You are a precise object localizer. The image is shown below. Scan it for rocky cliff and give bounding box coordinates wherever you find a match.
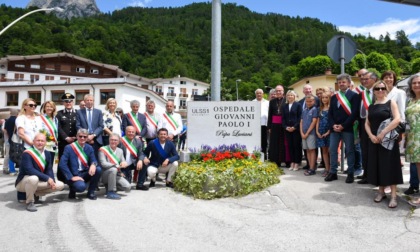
[27,0,100,19]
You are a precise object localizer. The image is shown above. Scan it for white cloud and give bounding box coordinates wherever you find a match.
[339,18,420,44]
[129,0,153,8]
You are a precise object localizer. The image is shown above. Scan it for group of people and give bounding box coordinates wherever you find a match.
[257,69,420,209]
[2,93,182,211]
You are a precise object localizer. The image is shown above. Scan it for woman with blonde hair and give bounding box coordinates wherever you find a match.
[16,98,42,149]
[39,101,58,165]
[282,90,302,170]
[102,98,122,145]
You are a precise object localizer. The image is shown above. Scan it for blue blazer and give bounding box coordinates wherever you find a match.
[58,143,98,181]
[15,150,55,186]
[282,102,302,129]
[122,112,148,137]
[76,108,104,144]
[143,139,179,167]
[328,89,360,132]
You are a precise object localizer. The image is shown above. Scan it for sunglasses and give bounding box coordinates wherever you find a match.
[64,100,73,103]
[27,104,37,108]
[374,87,386,91]
[78,135,88,139]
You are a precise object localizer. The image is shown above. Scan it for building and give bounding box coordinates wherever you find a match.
[0,52,209,116]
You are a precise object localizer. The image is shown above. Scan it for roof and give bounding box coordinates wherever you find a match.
[380,0,420,7]
[0,78,127,87]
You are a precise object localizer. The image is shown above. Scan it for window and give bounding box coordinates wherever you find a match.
[169,81,173,84]
[76,66,85,73]
[90,68,99,74]
[51,90,65,103]
[28,91,41,105]
[14,73,24,81]
[60,77,70,83]
[60,64,71,72]
[75,90,90,104]
[100,89,115,104]
[45,64,55,71]
[30,74,40,83]
[30,63,40,69]
[168,87,174,94]
[15,64,25,68]
[192,89,198,95]
[180,81,186,85]
[156,86,162,92]
[179,100,186,109]
[6,92,18,106]
[45,76,54,80]
[194,83,197,86]
[180,88,188,98]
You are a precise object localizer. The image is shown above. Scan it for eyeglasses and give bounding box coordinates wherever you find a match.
[116,111,123,114]
[64,100,73,103]
[78,135,88,139]
[374,87,386,91]
[27,104,37,108]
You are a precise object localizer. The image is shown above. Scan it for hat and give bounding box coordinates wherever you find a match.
[61,93,75,100]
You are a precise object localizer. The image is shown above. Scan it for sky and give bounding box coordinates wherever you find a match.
[3,0,420,43]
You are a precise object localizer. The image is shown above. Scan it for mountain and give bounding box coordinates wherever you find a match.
[27,0,100,19]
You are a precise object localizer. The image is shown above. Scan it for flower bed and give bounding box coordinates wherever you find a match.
[173,144,282,200]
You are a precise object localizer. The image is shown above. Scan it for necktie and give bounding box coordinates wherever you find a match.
[88,109,92,133]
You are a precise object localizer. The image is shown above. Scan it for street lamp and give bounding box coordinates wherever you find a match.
[356,49,367,69]
[0,7,64,36]
[235,79,241,101]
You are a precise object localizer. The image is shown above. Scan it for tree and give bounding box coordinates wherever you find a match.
[366,52,391,73]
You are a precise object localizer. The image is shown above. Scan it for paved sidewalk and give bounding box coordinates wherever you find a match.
[0,158,419,251]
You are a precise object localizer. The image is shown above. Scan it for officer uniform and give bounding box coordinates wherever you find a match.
[56,93,77,159]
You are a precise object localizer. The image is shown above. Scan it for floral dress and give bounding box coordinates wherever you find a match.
[102,110,122,136]
[317,109,330,147]
[406,99,420,163]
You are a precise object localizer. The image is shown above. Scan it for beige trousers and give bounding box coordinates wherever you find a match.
[16,175,65,203]
[147,161,178,182]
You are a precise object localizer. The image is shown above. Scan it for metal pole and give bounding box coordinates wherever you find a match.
[235,79,241,101]
[0,7,64,36]
[211,0,222,101]
[340,36,345,171]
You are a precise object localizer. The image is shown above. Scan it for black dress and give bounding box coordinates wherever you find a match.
[366,101,403,186]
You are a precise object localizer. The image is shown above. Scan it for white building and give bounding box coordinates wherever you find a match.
[0,52,209,116]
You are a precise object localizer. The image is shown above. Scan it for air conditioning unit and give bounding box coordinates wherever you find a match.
[91,69,99,74]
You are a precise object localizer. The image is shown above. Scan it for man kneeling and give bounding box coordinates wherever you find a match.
[98,133,131,199]
[58,129,102,200]
[15,133,64,212]
[144,128,179,188]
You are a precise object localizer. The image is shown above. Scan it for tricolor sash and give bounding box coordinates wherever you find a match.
[163,112,178,131]
[153,139,169,160]
[336,91,352,115]
[24,148,46,172]
[126,112,142,134]
[121,136,138,158]
[70,142,89,168]
[99,146,120,165]
[145,112,158,129]
[355,85,365,94]
[40,115,58,142]
[361,90,372,110]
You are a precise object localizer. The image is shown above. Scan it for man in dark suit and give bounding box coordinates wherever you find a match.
[58,128,102,200]
[119,126,148,190]
[143,128,179,188]
[15,133,64,212]
[325,74,361,184]
[122,100,147,139]
[76,94,104,157]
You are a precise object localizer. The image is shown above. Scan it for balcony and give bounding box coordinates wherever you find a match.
[167,92,176,97]
[156,91,164,96]
[179,105,187,110]
[179,93,188,98]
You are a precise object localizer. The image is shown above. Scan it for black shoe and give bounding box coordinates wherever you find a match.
[136,185,149,191]
[34,196,42,204]
[285,163,291,168]
[357,178,368,184]
[345,174,354,184]
[343,170,348,174]
[404,186,419,195]
[356,175,364,179]
[87,192,97,200]
[68,191,76,199]
[166,182,174,188]
[149,180,156,188]
[302,165,309,170]
[324,173,338,182]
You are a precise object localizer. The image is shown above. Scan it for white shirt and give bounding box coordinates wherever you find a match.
[15,115,43,149]
[144,112,161,139]
[387,87,406,122]
[158,111,183,136]
[253,98,269,126]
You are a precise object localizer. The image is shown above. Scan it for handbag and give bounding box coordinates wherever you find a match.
[389,101,405,134]
[10,131,25,166]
